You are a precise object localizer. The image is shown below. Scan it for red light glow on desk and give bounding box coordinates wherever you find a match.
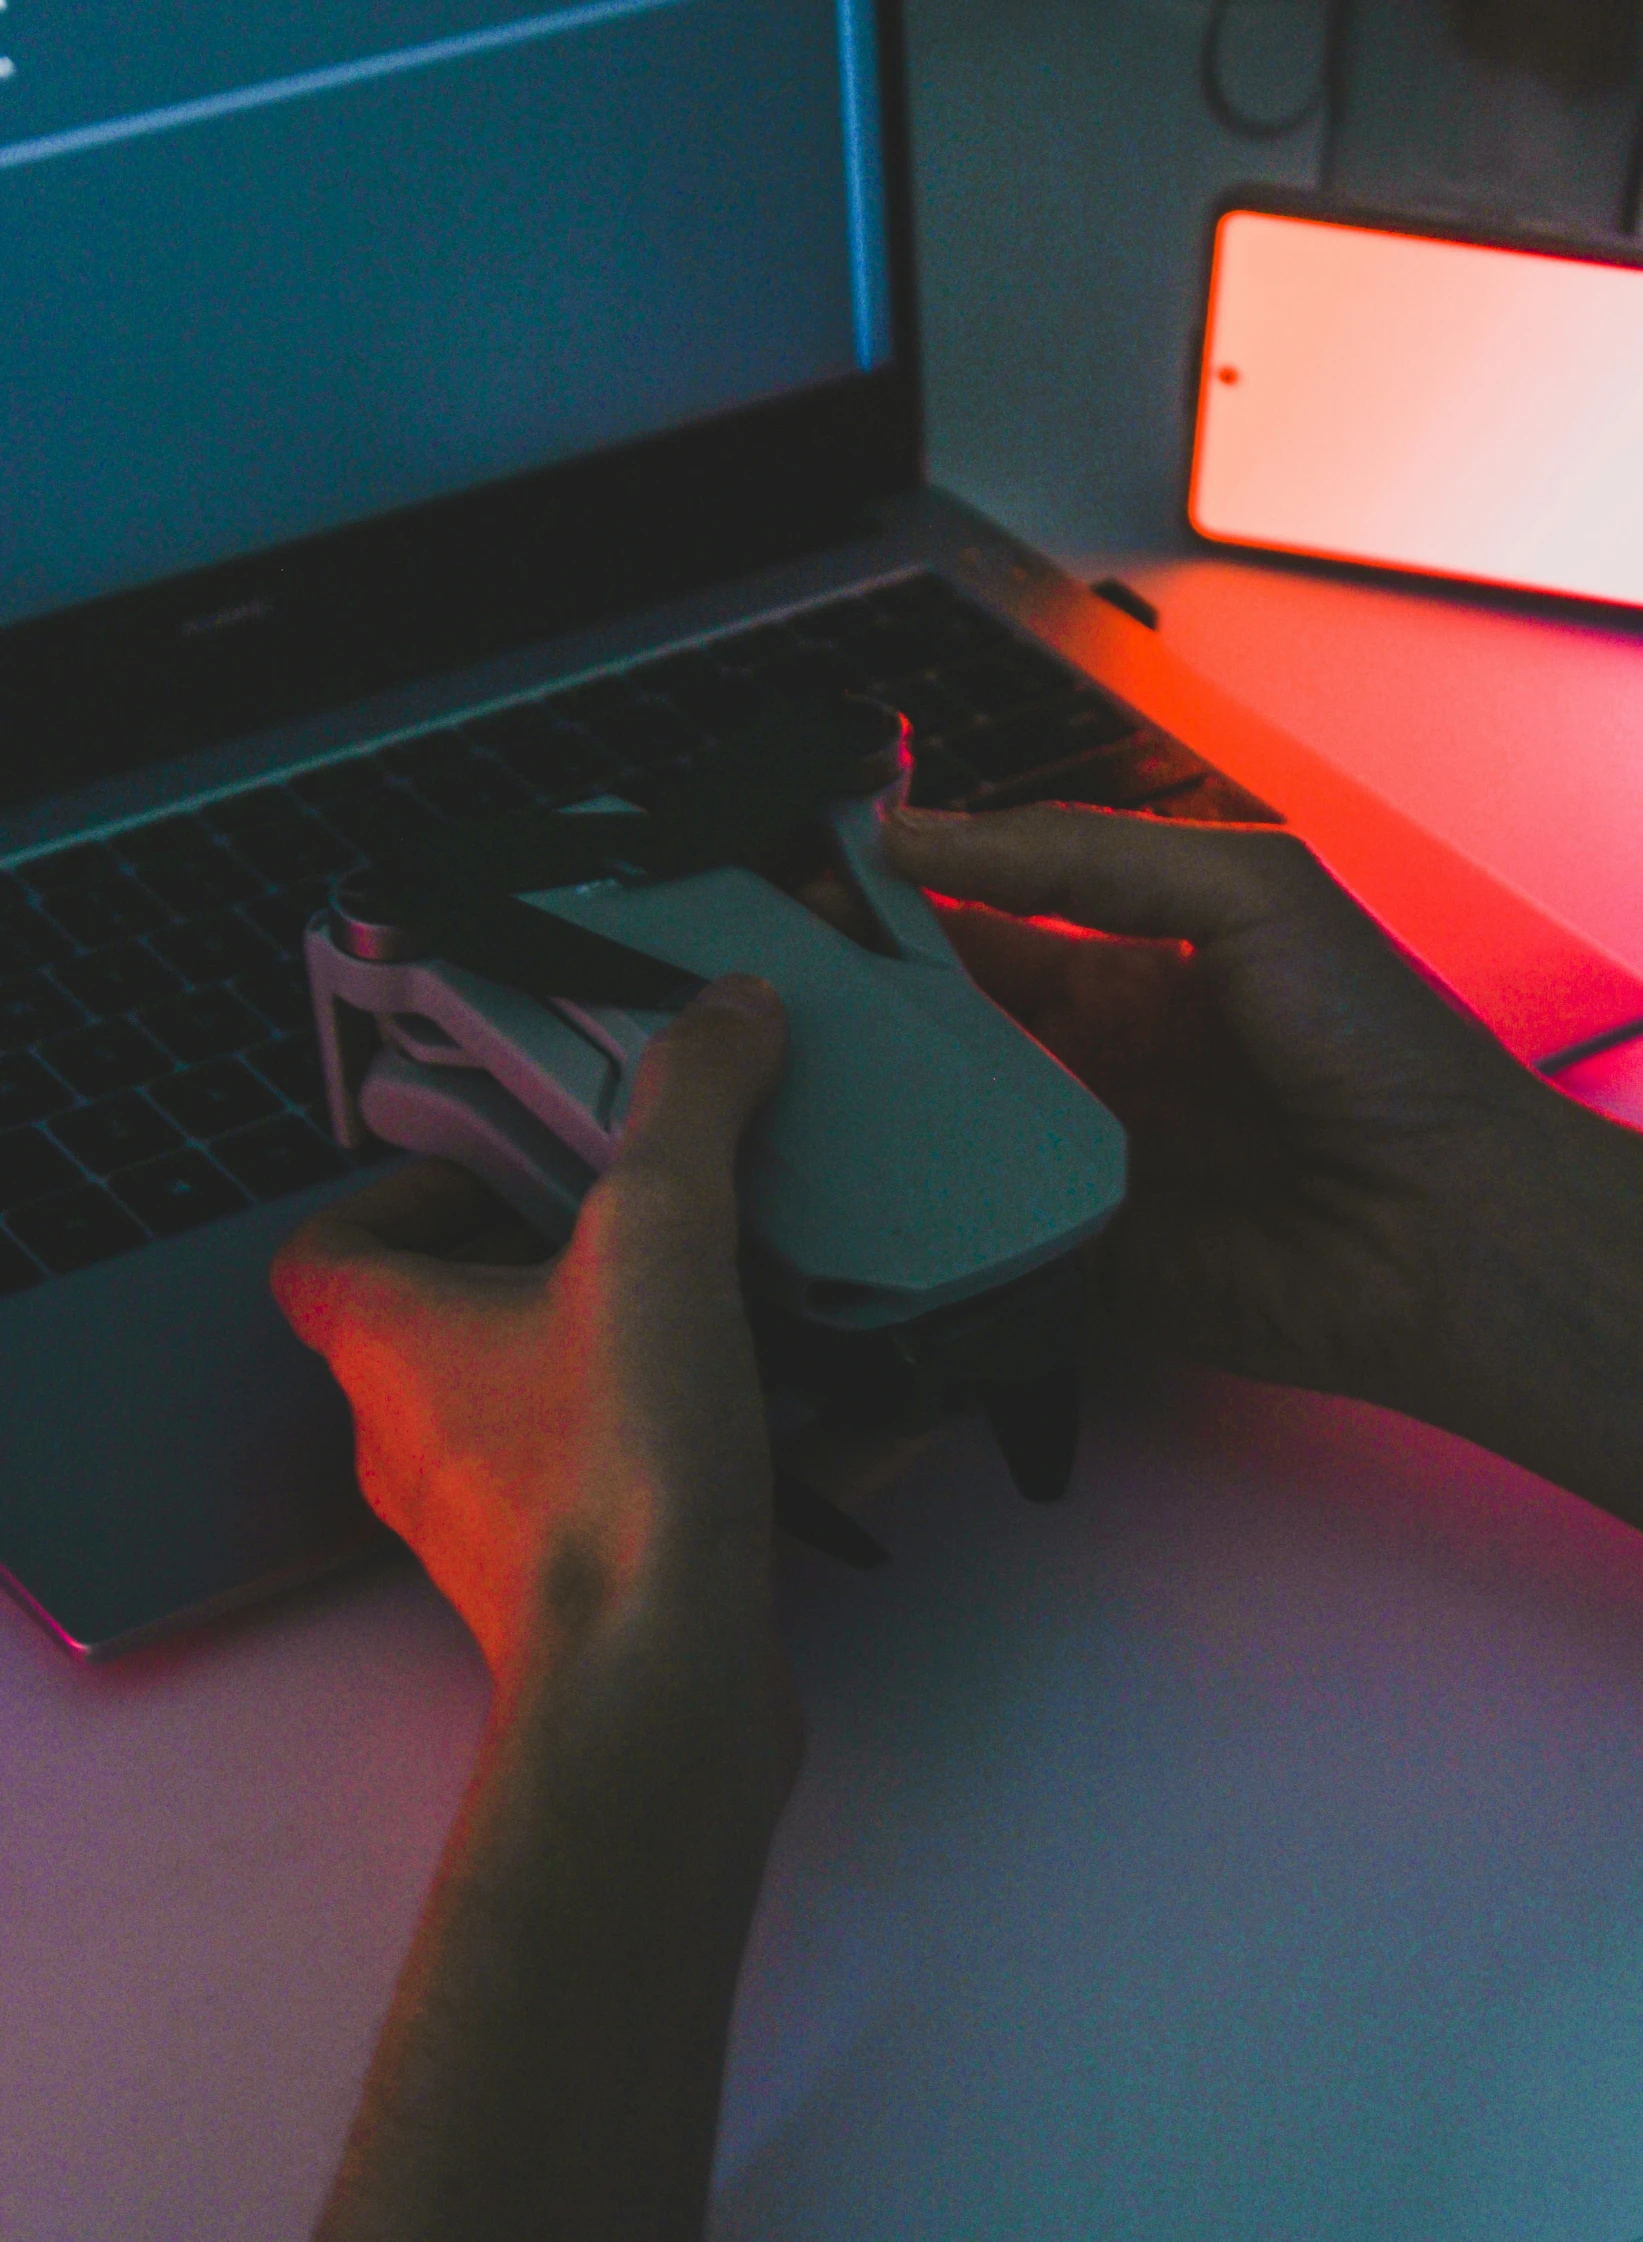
[1191,210,1643,610]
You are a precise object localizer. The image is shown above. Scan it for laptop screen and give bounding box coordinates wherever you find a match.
[0,0,893,633]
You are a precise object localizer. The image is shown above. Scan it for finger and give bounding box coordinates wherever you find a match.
[614,975,787,1193]
[927,895,1089,1017]
[883,802,1325,947]
[791,868,885,951]
[270,1157,503,1352]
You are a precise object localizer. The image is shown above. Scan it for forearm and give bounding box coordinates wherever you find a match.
[1396,1082,1643,1523]
[316,1549,790,2242]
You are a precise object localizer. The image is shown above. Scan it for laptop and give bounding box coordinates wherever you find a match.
[4,1,1639,1658]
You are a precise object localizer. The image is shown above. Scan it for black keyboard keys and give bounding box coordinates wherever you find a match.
[37,1019,168,1098]
[248,1035,325,1107]
[0,909,72,976]
[54,942,182,1020]
[8,1186,146,1275]
[415,756,535,819]
[236,958,315,1034]
[151,907,279,986]
[142,986,267,1065]
[0,1054,73,1129]
[51,1093,182,1175]
[111,1150,247,1237]
[151,1057,280,1138]
[0,973,83,1051]
[213,1115,348,1200]
[40,872,166,949]
[206,793,350,885]
[1,1126,83,1212]
[133,840,264,916]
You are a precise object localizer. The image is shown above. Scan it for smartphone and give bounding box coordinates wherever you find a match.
[1189,202,1643,610]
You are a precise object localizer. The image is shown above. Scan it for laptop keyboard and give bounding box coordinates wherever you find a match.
[0,572,1278,1294]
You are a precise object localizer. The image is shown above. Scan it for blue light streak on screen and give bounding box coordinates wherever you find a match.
[0,0,686,176]
[836,0,890,371]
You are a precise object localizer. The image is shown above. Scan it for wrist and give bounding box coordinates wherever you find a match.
[1395,1073,1643,1517]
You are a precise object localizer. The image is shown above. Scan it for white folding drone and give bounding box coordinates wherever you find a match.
[306,704,1127,1561]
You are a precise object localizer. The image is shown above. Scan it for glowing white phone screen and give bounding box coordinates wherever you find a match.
[1191,210,1643,608]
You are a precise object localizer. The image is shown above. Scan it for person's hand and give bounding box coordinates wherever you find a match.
[272,975,787,1686]
[881,802,1643,1513]
[281,980,805,2242]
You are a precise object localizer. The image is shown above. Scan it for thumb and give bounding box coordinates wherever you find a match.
[613,975,787,1193]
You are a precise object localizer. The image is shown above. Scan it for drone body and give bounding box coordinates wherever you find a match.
[306,741,1128,1549]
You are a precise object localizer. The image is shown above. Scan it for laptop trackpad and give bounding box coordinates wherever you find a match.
[0,1176,389,1657]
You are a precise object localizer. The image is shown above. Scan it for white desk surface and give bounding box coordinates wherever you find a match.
[7,1359,1643,2242]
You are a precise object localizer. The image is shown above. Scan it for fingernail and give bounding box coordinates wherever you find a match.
[695,973,782,1017]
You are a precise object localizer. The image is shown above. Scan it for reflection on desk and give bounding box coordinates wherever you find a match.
[5,1359,1643,2241]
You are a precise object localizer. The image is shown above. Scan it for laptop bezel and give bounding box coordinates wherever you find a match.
[0,0,925,819]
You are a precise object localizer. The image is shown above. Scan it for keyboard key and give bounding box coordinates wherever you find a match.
[761,644,872,700]
[141,986,266,1065]
[0,973,83,1052]
[242,882,331,953]
[247,1034,325,1106]
[53,942,182,1020]
[8,1185,146,1274]
[911,602,1024,665]
[212,1114,348,1200]
[152,908,278,985]
[853,620,951,683]
[642,659,767,735]
[907,741,984,808]
[415,757,535,818]
[236,958,315,1034]
[322,788,439,855]
[134,842,265,916]
[463,702,590,772]
[0,910,73,976]
[492,733,622,801]
[943,651,1070,724]
[203,793,350,884]
[51,1093,183,1175]
[593,703,703,774]
[962,694,1137,785]
[877,673,967,738]
[0,1126,83,1212]
[38,1018,169,1097]
[111,1149,246,1236]
[0,1053,74,1129]
[151,1058,280,1137]
[0,1232,43,1295]
[42,875,166,948]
